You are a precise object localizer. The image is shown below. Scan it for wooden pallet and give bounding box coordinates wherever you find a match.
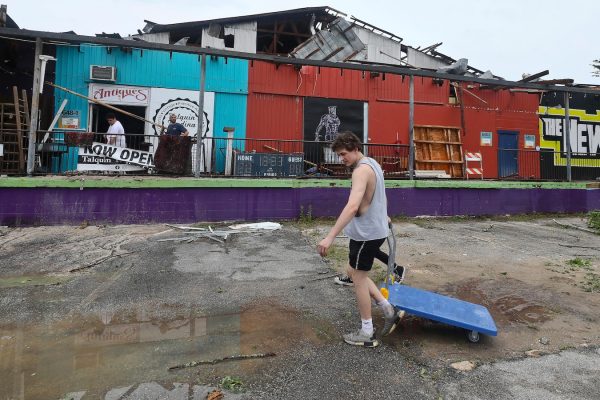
[414,125,464,178]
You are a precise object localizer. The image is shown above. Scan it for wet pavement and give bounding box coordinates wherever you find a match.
[0,218,599,399]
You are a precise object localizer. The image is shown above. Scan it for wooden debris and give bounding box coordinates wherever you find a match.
[168,352,276,370]
[207,389,224,400]
[553,219,598,235]
[69,251,135,273]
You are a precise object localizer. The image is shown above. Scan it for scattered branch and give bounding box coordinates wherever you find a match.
[168,352,276,370]
[69,251,135,273]
[553,219,598,235]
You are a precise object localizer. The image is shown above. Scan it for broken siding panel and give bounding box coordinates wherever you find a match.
[132,32,170,44]
[201,21,257,53]
[290,18,365,62]
[354,26,401,64]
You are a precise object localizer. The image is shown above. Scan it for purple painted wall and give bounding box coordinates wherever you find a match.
[0,187,598,226]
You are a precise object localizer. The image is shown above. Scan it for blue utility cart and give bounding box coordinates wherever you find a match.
[384,224,498,343]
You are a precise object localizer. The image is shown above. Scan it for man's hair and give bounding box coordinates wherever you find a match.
[106,113,116,120]
[331,131,362,152]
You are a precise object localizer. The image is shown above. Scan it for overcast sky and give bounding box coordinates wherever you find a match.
[7,0,600,84]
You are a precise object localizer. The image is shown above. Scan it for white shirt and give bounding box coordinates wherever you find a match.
[107,120,126,147]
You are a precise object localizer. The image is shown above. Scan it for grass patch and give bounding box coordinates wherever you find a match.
[581,273,600,293]
[324,244,348,269]
[588,210,600,233]
[298,204,313,225]
[220,376,244,393]
[566,258,593,271]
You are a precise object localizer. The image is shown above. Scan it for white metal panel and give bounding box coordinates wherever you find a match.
[406,47,448,69]
[131,32,170,44]
[354,26,401,64]
[201,21,257,53]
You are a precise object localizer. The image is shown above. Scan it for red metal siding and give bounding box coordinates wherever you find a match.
[246,92,303,145]
[249,61,369,100]
[247,60,542,179]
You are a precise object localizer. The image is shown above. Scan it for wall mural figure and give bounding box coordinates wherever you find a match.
[314,105,341,142]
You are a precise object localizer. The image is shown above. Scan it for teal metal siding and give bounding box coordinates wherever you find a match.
[56,46,248,94]
[53,45,248,172]
[213,93,247,173]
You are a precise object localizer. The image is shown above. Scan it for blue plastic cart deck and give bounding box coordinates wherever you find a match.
[387,284,498,337]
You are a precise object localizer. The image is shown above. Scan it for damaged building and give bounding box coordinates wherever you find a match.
[0,6,598,179]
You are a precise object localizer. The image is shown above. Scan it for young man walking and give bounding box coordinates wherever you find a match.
[317,131,402,348]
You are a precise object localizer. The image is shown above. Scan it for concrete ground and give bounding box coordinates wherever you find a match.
[0,215,599,399]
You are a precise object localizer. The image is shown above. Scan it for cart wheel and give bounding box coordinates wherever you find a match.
[467,330,480,343]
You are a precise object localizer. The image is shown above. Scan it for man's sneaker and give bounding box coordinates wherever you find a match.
[393,265,407,284]
[343,329,380,347]
[381,309,405,336]
[334,275,354,286]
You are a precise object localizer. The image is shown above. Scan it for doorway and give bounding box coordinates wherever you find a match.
[90,105,147,150]
[498,130,519,178]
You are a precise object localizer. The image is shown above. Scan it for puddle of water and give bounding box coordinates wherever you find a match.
[0,274,71,288]
[0,304,329,399]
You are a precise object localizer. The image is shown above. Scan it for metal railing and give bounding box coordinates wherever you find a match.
[27,130,411,178]
[2,130,599,181]
[498,148,600,181]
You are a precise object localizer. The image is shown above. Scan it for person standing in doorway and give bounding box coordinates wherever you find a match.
[317,131,403,348]
[106,113,126,147]
[165,113,189,136]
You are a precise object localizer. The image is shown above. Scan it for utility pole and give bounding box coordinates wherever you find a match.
[195,53,206,177]
[27,37,42,176]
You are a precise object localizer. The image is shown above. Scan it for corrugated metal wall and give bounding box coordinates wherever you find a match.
[54,45,248,172]
[247,60,540,179]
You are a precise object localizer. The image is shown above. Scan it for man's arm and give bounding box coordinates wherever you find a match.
[181,125,189,137]
[317,165,370,256]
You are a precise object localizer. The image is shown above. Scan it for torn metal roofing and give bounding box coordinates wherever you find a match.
[148,6,343,34]
[290,18,365,62]
[1,27,598,92]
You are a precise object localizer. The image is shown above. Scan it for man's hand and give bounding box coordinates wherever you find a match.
[317,236,334,257]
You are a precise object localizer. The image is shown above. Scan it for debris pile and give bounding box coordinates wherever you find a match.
[156,222,282,244]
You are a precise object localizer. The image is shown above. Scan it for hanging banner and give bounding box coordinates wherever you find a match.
[76,142,154,172]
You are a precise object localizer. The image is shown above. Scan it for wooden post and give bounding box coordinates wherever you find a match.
[26,38,42,176]
[408,75,415,180]
[195,53,207,177]
[12,86,24,172]
[564,92,572,182]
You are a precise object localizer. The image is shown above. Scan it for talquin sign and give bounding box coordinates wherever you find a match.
[147,89,215,138]
[151,98,210,136]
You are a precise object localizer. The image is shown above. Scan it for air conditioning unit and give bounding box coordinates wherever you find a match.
[90,65,116,81]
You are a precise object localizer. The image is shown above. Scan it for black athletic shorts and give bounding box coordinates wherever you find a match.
[349,238,386,271]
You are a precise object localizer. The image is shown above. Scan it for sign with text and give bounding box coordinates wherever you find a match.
[76,142,154,172]
[59,109,80,129]
[480,131,492,146]
[146,88,215,173]
[234,153,304,177]
[89,83,150,106]
[524,134,536,148]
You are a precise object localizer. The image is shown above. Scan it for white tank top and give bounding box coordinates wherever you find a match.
[344,157,389,241]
